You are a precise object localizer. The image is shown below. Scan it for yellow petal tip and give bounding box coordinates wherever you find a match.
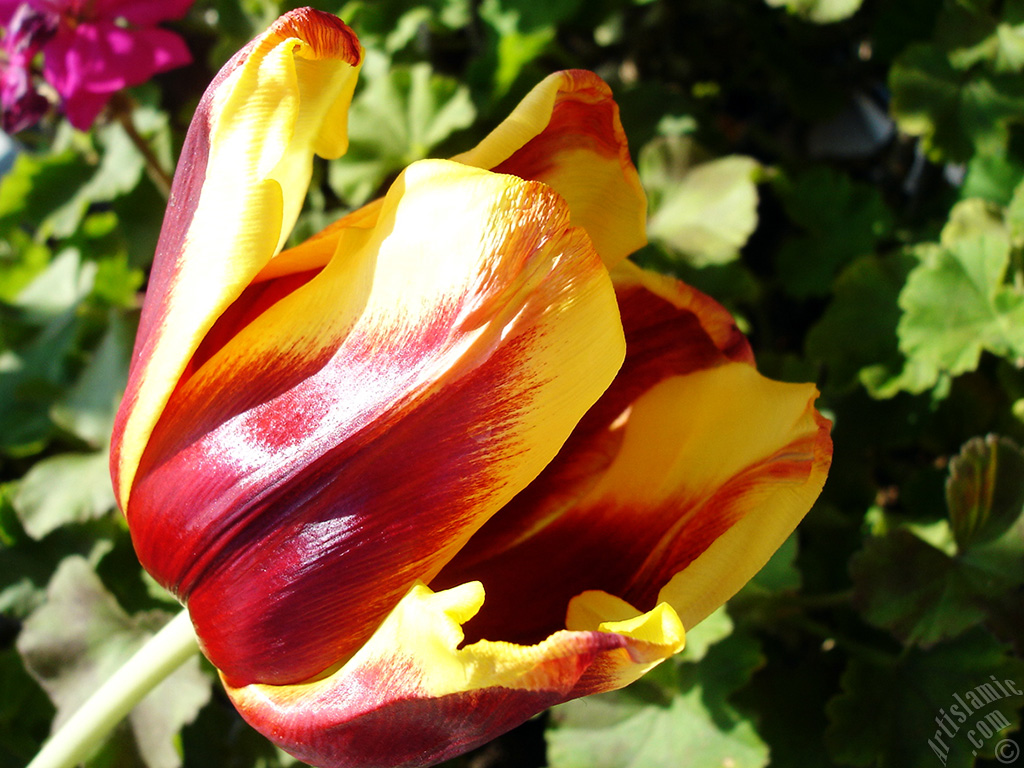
[566,590,685,651]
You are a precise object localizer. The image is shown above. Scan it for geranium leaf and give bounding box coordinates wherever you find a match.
[16,557,210,768]
[0,647,53,767]
[806,253,915,395]
[960,144,1024,205]
[774,167,892,298]
[547,631,767,768]
[0,232,50,302]
[894,199,1024,393]
[1008,176,1024,246]
[50,312,135,448]
[13,451,116,540]
[328,54,475,206]
[0,151,93,239]
[745,534,802,594]
[890,43,1024,162]
[472,0,562,98]
[764,0,863,24]
[0,248,95,442]
[678,606,733,664]
[642,136,760,268]
[850,519,1023,648]
[826,630,1024,768]
[851,529,995,647]
[946,435,1024,550]
[45,122,147,240]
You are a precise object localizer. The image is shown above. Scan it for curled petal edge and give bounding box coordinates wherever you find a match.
[112,8,363,507]
[453,69,647,268]
[224,581,684,768]
[257,68,646,283]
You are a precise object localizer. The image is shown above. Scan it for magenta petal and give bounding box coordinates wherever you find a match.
[43,22,190,129]
[60,88,111,130]
[1,68,50,133]
[0,1,23,27]
[93,0,194,26]
[39,28,81,102]
[47,23,190,92]
[118,26,192,75]
[3,4,58,57]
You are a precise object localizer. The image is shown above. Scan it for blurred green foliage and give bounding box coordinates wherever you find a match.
[2,0,1023,767]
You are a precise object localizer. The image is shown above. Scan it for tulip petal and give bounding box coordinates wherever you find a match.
[224,580,683,768]
[433,263,756,632]
[611,259,755,368]
[435,267,830,644]
[258,69,647,283]
[454,69,647,268]
[111,8,363,505]
[253,197,384,282]
[126,160,625,685]
[654,386,833,629]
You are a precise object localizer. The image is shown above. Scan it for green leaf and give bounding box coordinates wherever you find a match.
[0,232,50,302]
[16,557,211,768]
[1008,175,1024,247]
[826,630,1024,768]
[0,647,53,767]
[946,435,1024,549]
[50,312,135,447]
[180,696,301,768]
[994,20,1024,71]
[642,136,760,268]
[12,451,117,540]
[340,0,471,47]
[547,632,767,768]
[485,0,583,30]
[764,0,863,24]
[328,54,476,206]
[0,121,147,241]
[746,534,802,594]
[890,43,1024,162]
[0,151,93,238]
[775,167,893,298]
[734,650,839,768]
[90,255,144,309]
[937,2,1024,74]
[959,144,1024,205]
[895,199,1024,392]
[9,247,95,323]
[471,0,566,98]
[0,258,96,454]
[680,606,733,663]
[111,178,168,273]
[46,122,147,239]
[850,529,1004,647]
[0,488,121,620]
[805,253,914,394]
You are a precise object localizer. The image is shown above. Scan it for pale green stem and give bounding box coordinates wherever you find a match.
[27,609,199,768]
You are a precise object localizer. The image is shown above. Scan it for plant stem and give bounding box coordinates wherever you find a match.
[110,91,173,198]
[26,609,199,768]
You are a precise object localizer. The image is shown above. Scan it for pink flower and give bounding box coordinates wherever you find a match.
[1,4,56,133]
[0,0,193,131]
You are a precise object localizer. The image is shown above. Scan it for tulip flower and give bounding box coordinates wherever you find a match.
[110,8,832,768]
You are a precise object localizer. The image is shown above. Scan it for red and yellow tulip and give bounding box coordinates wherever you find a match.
[110,8,832,768]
